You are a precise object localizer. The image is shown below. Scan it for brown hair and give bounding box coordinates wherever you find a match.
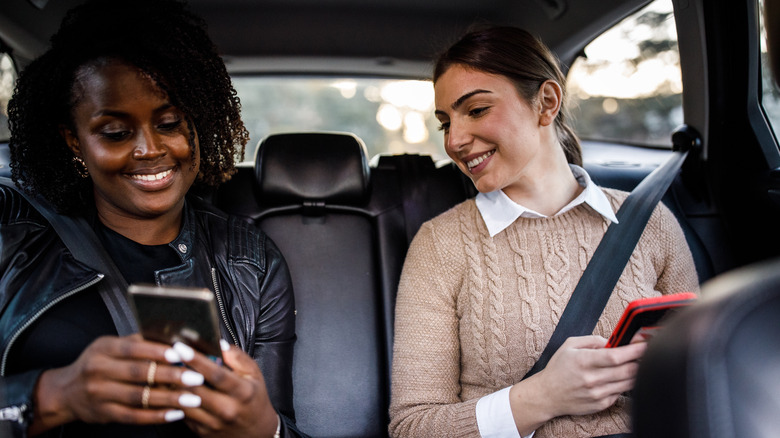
[433,26,582,166]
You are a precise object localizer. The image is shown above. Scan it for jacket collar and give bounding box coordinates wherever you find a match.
[85,199,197,264]
[168,199,197,263]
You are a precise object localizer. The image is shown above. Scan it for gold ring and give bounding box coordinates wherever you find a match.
[141,385,151,409]
[146,361,157,386]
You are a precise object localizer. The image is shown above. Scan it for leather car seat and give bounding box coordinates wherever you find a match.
[253,132,389,438]
[632,258,780,437]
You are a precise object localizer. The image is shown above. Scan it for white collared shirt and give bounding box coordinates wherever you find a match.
[473,165,617,438]
[475,164,618,238]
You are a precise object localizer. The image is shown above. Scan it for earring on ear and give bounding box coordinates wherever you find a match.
[73,156,89,178]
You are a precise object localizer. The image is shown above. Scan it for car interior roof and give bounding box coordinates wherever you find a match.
[2,0,652,74]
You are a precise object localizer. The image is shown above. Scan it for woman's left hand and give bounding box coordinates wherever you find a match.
[173,342,279,438]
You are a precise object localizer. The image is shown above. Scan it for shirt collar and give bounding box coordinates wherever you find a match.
[475,164,618,237]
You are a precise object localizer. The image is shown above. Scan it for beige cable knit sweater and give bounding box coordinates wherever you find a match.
[389,188,699,438]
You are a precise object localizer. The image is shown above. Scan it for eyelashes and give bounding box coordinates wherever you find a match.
[158,119,183,132]
[100,130,130,141]
[436,106,490,132]
[98,117,184,142]
[469,106,489,117]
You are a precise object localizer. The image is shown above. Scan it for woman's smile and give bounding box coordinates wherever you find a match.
[465,149,496,173]
[127,168,176,186]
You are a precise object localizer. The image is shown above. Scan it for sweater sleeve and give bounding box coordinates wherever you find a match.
[649,202,701,295]
[389,221,482,438]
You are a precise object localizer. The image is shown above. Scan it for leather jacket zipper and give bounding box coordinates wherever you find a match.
[211,268,238,346]
[0,404,26,424]
[1,274,105,376]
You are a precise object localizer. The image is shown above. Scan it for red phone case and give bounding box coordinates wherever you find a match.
[606,292,697,348]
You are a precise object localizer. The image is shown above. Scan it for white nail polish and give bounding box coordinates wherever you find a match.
[220,339,230,352]
[178,393,202,408]
[164,348,181,363]
[173,342,195,362]
[165,410,185,422]
[181,370,205,386]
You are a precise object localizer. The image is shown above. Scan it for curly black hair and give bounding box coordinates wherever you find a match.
[8,0,249,213]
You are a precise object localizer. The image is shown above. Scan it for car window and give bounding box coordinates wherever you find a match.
[760,0,780,136]
[231,76,444,164]
[567,0,681,148]
[0,53,15,142]
[233,0,680,163]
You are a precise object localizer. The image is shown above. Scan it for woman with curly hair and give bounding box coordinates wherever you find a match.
[0,1,305,437]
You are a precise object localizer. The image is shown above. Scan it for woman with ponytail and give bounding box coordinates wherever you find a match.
[389,26,698,438]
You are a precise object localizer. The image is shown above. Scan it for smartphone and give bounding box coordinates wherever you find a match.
[128,284,224,362]
[605,292,697,348]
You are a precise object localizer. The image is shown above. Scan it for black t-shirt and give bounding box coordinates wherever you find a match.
[95,221,183,286]
[8,221,189,438]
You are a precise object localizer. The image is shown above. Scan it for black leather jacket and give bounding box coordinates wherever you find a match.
[0,186,302,437]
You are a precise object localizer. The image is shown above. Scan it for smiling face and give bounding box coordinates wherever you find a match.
[62,60,199,226]
[434,64,564,201]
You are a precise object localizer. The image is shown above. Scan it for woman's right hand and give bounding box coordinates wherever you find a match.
[29,335,205,435]
[509,335,647,435]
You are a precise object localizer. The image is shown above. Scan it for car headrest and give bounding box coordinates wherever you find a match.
[633,258,780,438]
[254,132,370,206]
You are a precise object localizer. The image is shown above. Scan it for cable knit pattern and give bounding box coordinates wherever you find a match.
[506,225,542,369]
[461,205,491,386]
[542,228,569,323]
[483,230,512,387]
[389,188,700,438]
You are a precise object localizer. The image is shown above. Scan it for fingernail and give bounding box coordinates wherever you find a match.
[173,342,194,362]
[165,410,185,422]
[164,348,181,363]
[178,393,201,408]
[220,339,230,352]
[181,370,204,386]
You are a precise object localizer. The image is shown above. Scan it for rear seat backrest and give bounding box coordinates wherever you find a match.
[253,132,388,438]
[212,132,713,438]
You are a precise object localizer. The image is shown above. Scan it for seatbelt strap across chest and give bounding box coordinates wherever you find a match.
[0,177,137,336]
[522,125,700,380]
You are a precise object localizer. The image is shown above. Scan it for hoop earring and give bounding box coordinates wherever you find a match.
[73,156,89,178]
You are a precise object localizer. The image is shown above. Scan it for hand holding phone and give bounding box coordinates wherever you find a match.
[606,292,697,348]
[128,284,224,363]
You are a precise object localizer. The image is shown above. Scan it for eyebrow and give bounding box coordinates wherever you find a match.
[92,103,175,119]
[434,89,492,117]
[452,89,492,109]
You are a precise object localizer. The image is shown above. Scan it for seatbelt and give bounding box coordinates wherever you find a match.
[0,177,138,336]
[522,125,701,380]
